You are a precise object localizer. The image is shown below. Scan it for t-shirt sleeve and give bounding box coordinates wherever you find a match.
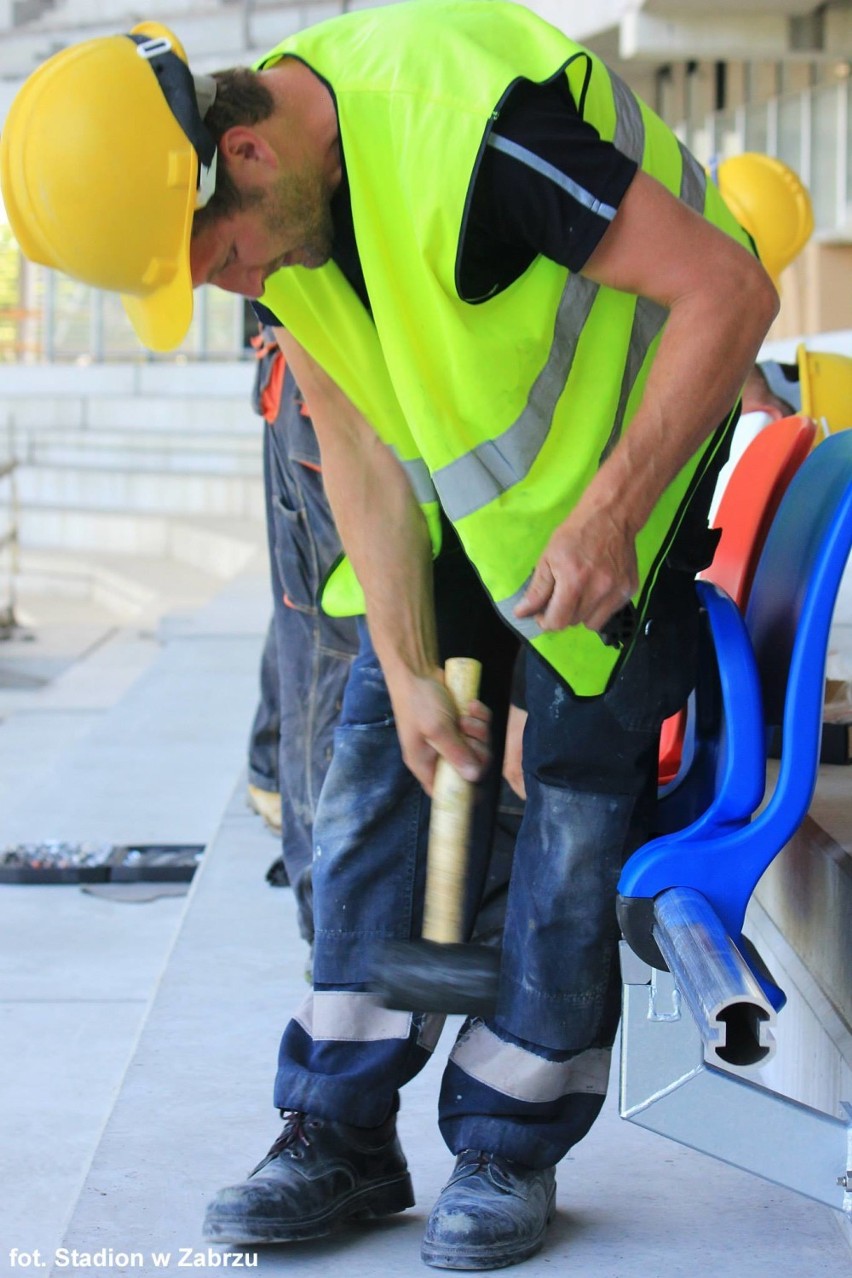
[468,77,638,275]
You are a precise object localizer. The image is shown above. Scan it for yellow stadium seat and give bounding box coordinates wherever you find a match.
[796,343,852,437]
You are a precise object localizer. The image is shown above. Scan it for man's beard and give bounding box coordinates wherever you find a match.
[264,167,334,270]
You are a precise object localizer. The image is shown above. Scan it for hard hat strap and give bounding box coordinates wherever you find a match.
[127,33,218,207]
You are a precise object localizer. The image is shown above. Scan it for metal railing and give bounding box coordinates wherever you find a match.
[0,418,21,634]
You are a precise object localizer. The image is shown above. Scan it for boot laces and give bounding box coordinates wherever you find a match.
[459,1149,494,1172]
[248,1111,324,1177]
[454,1149,516,1190]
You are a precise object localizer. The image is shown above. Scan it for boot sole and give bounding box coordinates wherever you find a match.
[420,1186,556,1270]
[203,1172,415,1245]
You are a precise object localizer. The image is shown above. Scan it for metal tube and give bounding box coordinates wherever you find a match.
[653,887,776,1069]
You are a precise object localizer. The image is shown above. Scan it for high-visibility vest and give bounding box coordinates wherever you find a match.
[258,0,754,695]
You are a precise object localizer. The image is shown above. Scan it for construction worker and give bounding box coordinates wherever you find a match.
[0,2,779,1268]
[246,326,359,941]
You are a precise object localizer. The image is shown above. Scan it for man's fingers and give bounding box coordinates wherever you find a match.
[405,736,482,794]
[432,729,486,782]
[528,568,596,631]
[514,563,555,619]
[406,746,440,795]
[396,679,492,794]
[517,561,636,633]
[403,721,485,794]
[458,699,491,745]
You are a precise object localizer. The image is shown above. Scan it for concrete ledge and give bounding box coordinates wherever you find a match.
[0,362,254,400]
[16,465,263,519]
[15,549,225,622]
[25,438,262,474]
[1,396,260,438]
[19,509,264,577]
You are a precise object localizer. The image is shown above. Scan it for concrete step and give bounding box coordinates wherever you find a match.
[1,393,260,439]
[22,434,262,475]
[0,363,262,444]
[18,507,264,578]
[14,547,227,622]
[15,463,263,520]
[0,360,255,402]
[84,394,261,436]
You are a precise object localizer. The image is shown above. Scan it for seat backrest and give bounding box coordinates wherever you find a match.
[745,427,852,825]
[657,582,765,834]
[659,424,850,836]
[621,428,852,950]
[797,343,852,435]
[700,414,817,604]
[658,414,816,789]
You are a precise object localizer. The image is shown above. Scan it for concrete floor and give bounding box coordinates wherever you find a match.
[0,569,850,1278]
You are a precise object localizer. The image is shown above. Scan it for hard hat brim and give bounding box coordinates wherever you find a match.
[121,259,194,353]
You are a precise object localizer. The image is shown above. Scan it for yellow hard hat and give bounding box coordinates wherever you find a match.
[717,153,814,283]
[0,23,216,352]
[796,343,852,435]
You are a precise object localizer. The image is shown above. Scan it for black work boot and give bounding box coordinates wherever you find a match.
[203,1111,414,1245]
[421,1150,556,1270]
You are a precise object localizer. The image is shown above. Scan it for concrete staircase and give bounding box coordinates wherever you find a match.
[0,362,267,627]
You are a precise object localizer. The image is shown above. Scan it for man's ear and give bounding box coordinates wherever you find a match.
[218,126,278,173]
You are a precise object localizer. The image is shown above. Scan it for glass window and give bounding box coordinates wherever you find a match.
[743,102,769,156]
[714,107,742,160]
[810,84,840,230]
[777,92,803,175]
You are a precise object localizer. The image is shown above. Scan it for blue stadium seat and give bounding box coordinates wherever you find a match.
[618,429,852,1000]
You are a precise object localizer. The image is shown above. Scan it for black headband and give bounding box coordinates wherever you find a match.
[127,33,217,183]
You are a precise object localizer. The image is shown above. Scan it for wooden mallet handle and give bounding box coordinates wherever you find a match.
[422,657,482,944]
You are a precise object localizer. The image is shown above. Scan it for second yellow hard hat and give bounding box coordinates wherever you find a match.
[717,153,814,284]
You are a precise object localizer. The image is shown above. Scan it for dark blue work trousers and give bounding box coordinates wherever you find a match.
[274,517,704,1167]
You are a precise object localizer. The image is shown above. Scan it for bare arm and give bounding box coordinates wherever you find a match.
[274,329,489,792]
[515,169,780,633]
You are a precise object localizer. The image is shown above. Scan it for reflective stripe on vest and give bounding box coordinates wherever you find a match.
[427,68,709,590]
[433,273,599,523]
[395,452,438,506]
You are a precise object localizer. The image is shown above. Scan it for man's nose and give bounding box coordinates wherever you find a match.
[221,266,265,299]
[240,266,267,298]
[214,265,266,299]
